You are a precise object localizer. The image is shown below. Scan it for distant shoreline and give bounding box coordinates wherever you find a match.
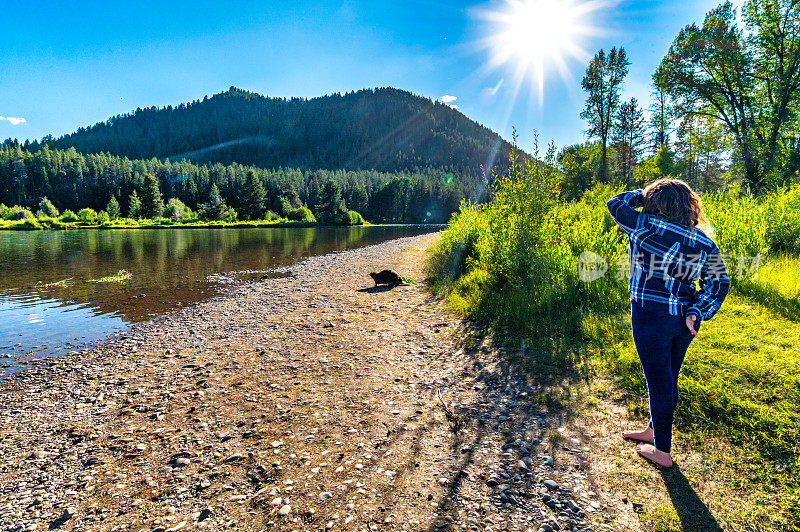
[0,221,447,231]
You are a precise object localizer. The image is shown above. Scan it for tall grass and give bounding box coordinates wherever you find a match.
[427,142,628,357]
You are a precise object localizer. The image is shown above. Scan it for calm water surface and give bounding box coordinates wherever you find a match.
[0,226,438,373]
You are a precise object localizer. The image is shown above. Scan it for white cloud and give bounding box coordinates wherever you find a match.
[449,104,459,110]
[440,95,458,103]
[0,116,26,125]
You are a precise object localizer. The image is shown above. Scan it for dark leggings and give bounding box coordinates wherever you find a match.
[630,303,699,454]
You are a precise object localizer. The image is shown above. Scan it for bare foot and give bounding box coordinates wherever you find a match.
[636,443,674,467]
[621,426,654,444]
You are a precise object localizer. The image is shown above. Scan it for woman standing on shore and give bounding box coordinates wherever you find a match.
[606,178,730,467]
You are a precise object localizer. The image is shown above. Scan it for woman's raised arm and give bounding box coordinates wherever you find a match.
[606,189,644,235]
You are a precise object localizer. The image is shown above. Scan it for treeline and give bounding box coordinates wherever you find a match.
[562,0,800,199]
[18,87,511,179]
[0,143,479,223]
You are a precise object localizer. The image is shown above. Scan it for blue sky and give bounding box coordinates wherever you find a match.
[1,0,729,153]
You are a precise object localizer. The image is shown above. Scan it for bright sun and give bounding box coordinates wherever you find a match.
[479,0,606,104]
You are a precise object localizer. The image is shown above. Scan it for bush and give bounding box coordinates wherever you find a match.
[2,206,34,220]
[286,206,316,223]
[60,210,78,223]
[96,211,110,225]
[77,208,98,224]
[762,185,800,253]
[223,208,237,223]
[36,216,58,228]
[345,210,365,225]
[37,197,59,218]
[163,198,193,222]
[11,218,41,230]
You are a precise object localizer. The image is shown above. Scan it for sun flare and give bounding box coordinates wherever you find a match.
[479,0,607,104]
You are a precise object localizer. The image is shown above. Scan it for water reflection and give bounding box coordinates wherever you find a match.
[0,226,437,369]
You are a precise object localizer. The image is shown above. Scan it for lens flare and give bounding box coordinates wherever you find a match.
[476,0,610,105]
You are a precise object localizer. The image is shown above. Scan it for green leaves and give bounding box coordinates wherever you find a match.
[660,0,800,190]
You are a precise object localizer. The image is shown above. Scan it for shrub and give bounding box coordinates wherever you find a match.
[762,185,800,254]
[163,198,193,222]
[345,210,365,225]
[96,211,110,225]
[36,216,57,228]
[77,208,98,224]
[286,206,316,223]
[60,210,78,223]
[11,218,41,230]
[37,197,59,218]
[2,206,34,220]
[222,207,238,223]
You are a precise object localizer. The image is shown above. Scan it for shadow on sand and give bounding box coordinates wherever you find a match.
[357,284,397,293]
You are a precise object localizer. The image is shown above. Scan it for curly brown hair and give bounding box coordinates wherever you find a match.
[642,177,711,232]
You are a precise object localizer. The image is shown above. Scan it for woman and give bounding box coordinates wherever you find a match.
[606,178,729,467]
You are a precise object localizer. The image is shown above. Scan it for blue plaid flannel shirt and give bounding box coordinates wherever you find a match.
[607,190,729,320]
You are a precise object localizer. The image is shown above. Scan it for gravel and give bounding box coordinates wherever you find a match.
[0,233,612,531]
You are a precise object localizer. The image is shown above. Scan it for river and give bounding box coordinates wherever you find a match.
[0,225,438,375]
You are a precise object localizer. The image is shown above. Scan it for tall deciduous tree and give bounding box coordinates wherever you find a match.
[613,98,648,186]
[581,47,630,183]
[659,0,800,190]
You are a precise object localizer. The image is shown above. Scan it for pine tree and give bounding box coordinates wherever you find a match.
[128,190,142,219]
[240,170,266,220]
[140,173,164,219]
[198,183,233,220]
[318,179,347,222]
[613,98,647,186]
[107,195,120,220]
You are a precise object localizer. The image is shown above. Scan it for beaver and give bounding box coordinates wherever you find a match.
[369,269,403,286]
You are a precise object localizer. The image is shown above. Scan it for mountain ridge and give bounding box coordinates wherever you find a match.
[30,87,512,177]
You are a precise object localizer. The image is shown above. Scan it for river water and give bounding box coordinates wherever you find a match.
[0,226,438,374]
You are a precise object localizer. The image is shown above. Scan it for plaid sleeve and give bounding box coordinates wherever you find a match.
[606,190,644,235]
[686,245,730,320]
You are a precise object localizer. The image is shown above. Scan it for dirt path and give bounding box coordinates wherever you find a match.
[0,234,616,532]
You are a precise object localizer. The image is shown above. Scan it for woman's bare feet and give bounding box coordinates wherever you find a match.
[621,426,654,444]
[635,443,674,467]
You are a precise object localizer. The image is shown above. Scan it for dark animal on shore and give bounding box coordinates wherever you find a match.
[369,269,403,286]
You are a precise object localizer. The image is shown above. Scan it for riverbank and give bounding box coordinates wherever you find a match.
[0,233,624,531]
[0,219,361,231]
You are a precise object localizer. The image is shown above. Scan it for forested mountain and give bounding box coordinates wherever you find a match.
[0,87,517,223]
[26,87,511,177]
